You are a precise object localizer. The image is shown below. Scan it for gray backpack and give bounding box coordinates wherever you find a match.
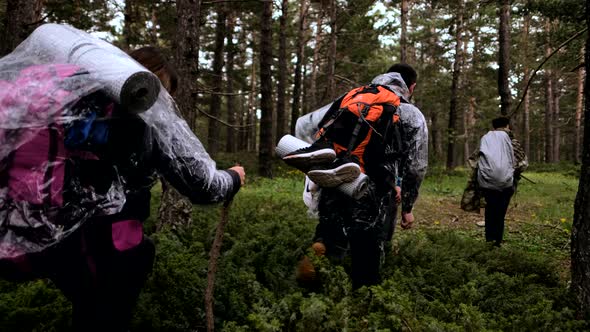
[477,131,514,190]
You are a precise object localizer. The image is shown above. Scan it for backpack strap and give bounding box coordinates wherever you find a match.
[345,102,371,156]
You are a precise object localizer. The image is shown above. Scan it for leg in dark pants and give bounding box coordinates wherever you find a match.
[50,225,155,332]
[349,226,381,289]
[483,188,514,246]
[317,188,385,289]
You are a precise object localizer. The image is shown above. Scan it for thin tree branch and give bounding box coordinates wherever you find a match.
[511,27,588,118]
[196,105,256,128]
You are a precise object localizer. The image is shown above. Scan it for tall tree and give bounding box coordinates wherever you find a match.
[400,0,409,62]
[123,0,139,49]
[276,0,289,142]
[571,0,590,315]
[309,10,323,110]
[225,9,237,153]
[522,7,531,157]
[498,0,511,115]
[158,0,202,230]
[1,0,44,56]
[575,46,585,163]
[291,0,309,133]
[544,19,555,163]
[207,6,227,156]
[325,0,338,102]
[258,0,273,177]
[447,0,464,170]
[553,74,561,161]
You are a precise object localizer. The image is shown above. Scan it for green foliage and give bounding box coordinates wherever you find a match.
[0,171,586,331]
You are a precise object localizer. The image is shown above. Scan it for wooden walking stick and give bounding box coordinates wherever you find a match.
[205,198,233,332]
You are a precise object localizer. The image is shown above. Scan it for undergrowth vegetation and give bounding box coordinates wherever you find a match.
[0,165,586,331]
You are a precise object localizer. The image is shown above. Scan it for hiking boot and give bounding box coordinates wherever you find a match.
[307,157,361,188]
[282,141,336,172]
[476,220,485,227]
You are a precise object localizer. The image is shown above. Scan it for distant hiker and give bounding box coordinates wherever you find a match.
[0,28,245,332]
[286,63,428,289]
[470,116,528,246]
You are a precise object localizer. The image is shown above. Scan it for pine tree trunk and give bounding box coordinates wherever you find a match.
[291,0,309,133]
[174,0,201,126]
[325,0,338,103]
[446,0,463,170]
[522,8,531,157]
[248,62,257,152]
[309,10,323,110]
[276,0,289,143]
[157,0,202,230]
[258,1,274,177]
[498,0,511,116]
[225,10,237,153]
[207,6,226,156]
[1,0,44,56]
[575,46,585,164]
[544,19,554,163]
[571,5,590,315]
[553,79,560,162]
[123,0,139,49]
[400,0,409,63]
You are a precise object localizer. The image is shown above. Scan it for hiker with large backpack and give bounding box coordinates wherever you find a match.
[282,64,428,289]
[0,24,245,332]
[471,117,528,247]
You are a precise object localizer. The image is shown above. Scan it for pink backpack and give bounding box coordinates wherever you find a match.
[0,64,93,278]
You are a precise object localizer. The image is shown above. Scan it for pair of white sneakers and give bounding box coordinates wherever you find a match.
[282,142,361,188]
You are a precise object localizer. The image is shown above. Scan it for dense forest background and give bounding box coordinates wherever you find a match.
[1,0,590,331]
[0,0,585,170]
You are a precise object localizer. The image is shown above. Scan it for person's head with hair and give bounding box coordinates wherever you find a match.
[387,63,417,95]
[492,116,510,129]
[129,46,178,96]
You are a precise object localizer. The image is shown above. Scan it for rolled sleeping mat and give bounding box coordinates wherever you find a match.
[336,172,369,200]
[26,24,161,113]
[276,134,310,158]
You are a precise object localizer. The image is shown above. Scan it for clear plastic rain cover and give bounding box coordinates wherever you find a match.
[0,24,234,261]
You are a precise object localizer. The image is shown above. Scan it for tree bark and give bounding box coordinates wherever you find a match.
[325,0,338,103]
[522,8,531,157]
[258,0,274,177]
[157,0,202,230]
[400,0,409,63]
[571,2,590,315]
[1,0,44,56]
[446,0,463,170]
[575,46,585,164]
[291,0,309,133]
[248,61,257,152]
[309,10,323,110]
[498,0,511,116]
[123,0,139,50]
[544,19,554,163]
[207,6,226,156]
[276,0,289,143]
[225,10,237,153]
[553,77,561,162]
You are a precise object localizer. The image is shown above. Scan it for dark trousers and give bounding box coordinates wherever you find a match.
[315,188,391,289]
[41,220,155,332]
[482,187,514,246]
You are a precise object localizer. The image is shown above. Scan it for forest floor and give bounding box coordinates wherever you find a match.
[0,163,585,332]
